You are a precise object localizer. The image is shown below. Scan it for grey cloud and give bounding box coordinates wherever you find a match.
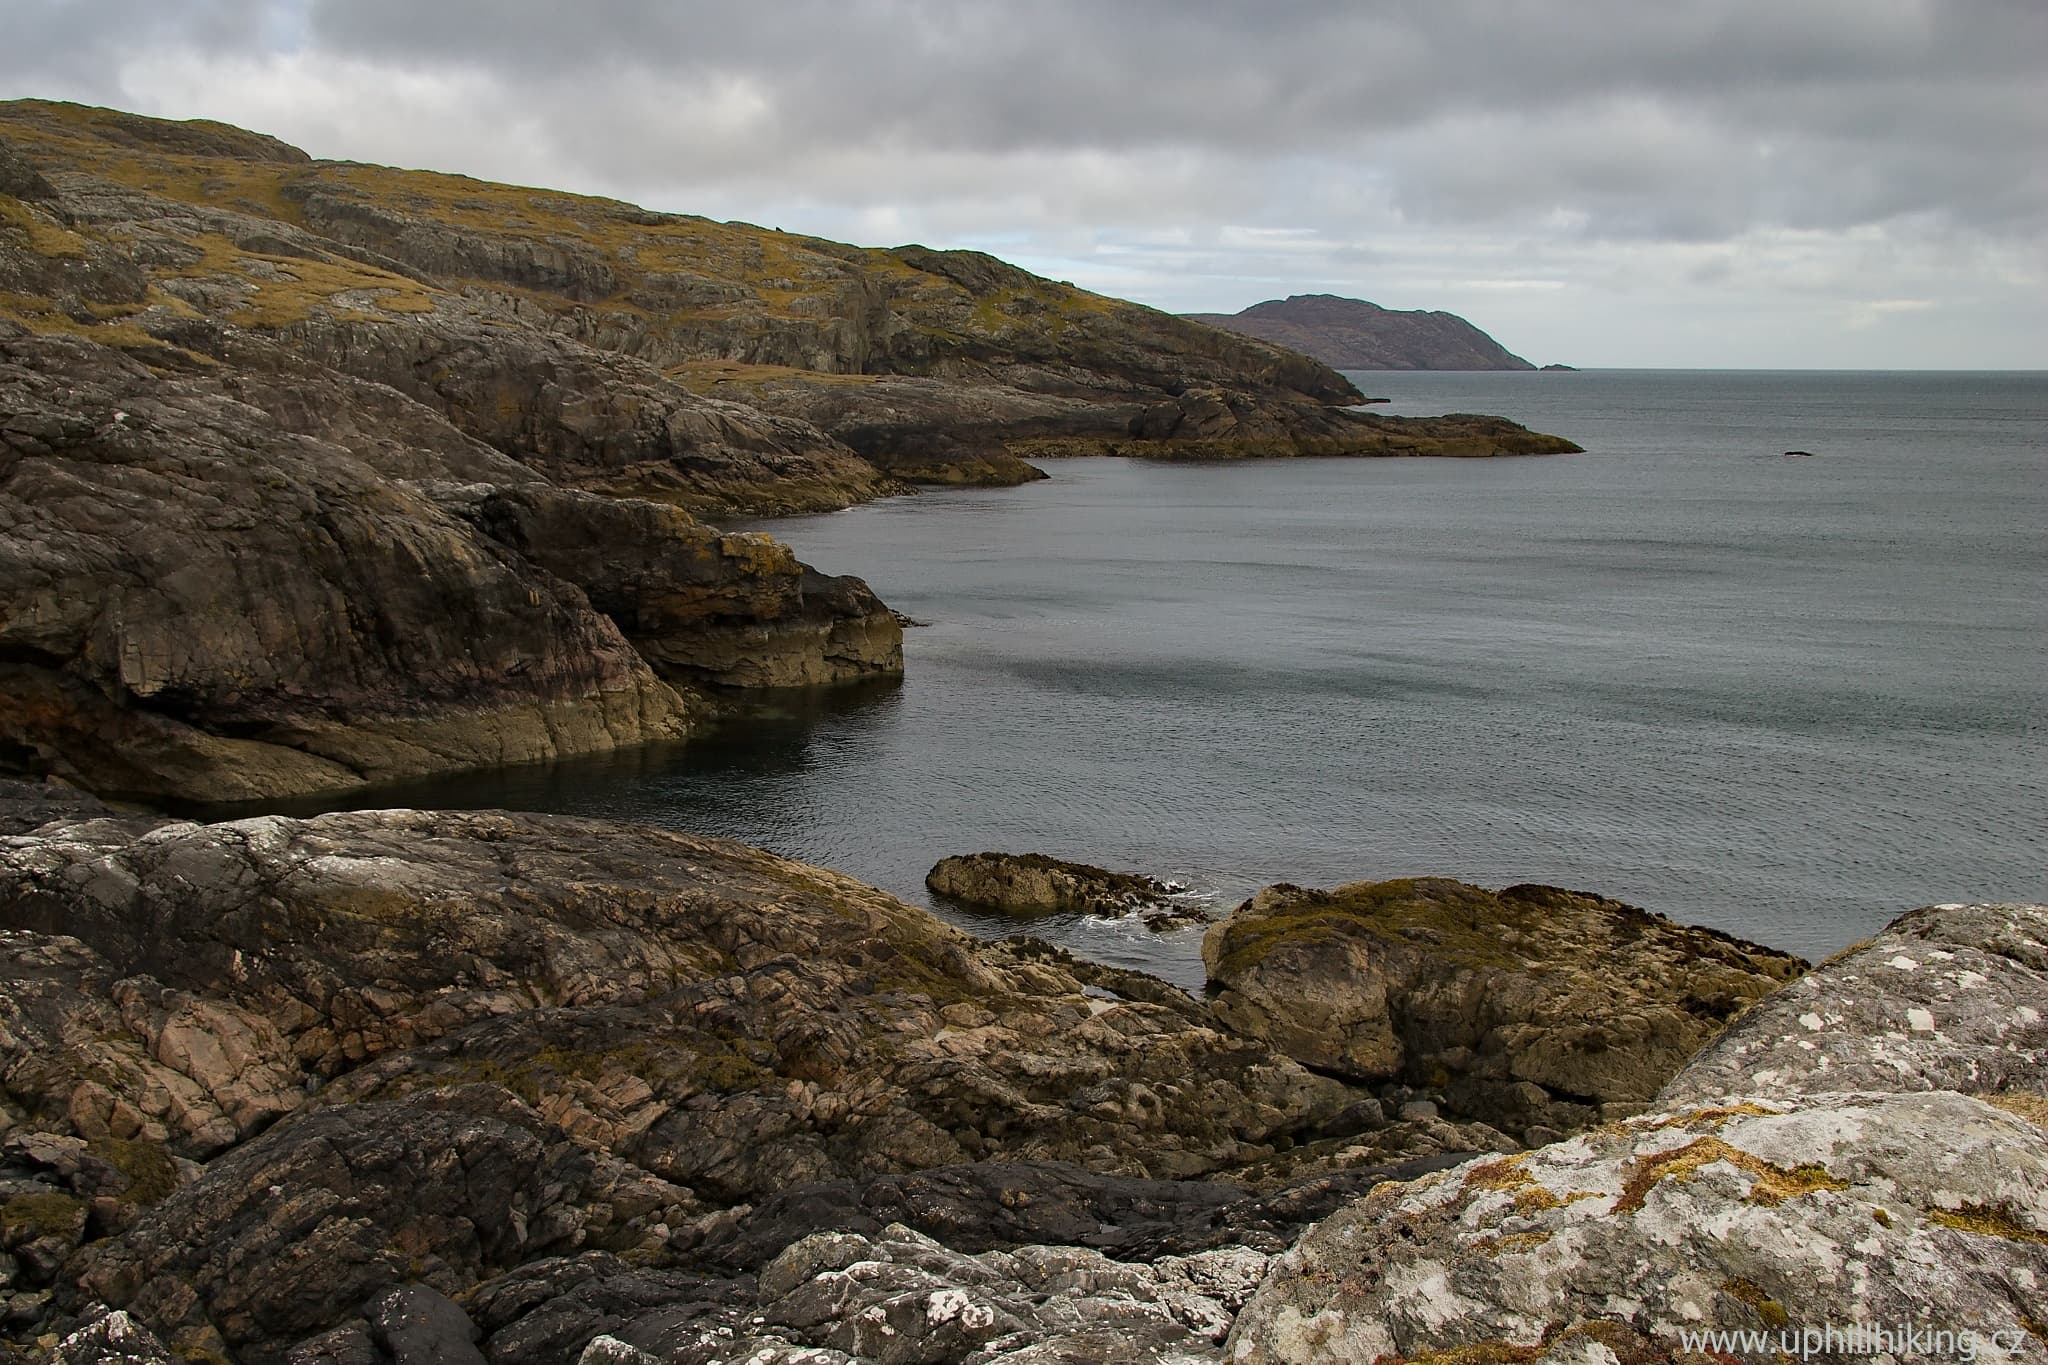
[4,0,2043,364]
[1,0,275,84]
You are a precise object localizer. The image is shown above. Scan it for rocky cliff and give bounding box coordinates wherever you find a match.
[1187,294,1538,371]
[0,101,1583,799]
[0,100,1572,503]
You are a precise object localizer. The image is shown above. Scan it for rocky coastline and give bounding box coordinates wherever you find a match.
[4,100,2041,1365]
[0,784,2039,1363]
[1,100,1582,807]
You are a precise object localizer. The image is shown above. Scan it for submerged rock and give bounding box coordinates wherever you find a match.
[927,852,1208,930]
[1202,878,1806,1139]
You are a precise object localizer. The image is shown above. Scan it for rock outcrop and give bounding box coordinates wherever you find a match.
[927,852,1207,930]
[0,99,1578,507]
[1227,900,2048,1364]
[1186,294,1537,371]
[0,100,1585,797]
[1203,878,1806,1139]
[0,800,1394,1359]
[1658,899,2048,1109]
[0,327,899,802]
[7,792,2036,1363]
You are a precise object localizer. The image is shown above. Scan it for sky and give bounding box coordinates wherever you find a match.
[6,0,2045,368]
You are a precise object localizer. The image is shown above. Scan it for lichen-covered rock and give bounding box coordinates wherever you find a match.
[1203,878,1805,1138]
[1228,1090,2048,1365]
[47,1305,175,1364]
[927,853,1205,929]
[1659,901,2048,1109]
[480,1224,1262,1364]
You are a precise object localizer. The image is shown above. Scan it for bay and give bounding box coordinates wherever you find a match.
[319,370,2048,990]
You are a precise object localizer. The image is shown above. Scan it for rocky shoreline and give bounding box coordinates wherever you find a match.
[0,783,2039,1362]
[4,99,1577,805]
[4,100,2041,1365]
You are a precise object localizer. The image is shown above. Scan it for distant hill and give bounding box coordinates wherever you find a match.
[1185,294,1536,371]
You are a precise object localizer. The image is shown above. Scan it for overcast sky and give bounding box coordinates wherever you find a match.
[8,0,2045,368]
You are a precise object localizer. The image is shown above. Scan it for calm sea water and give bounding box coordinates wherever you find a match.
[320,371,2048,990]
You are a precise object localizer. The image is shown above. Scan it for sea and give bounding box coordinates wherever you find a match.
[327,370,2048,991]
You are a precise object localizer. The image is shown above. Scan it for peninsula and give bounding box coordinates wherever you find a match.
[0,101,1577,804]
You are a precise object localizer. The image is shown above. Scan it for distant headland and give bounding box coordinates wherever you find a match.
[1186,293,1539,371]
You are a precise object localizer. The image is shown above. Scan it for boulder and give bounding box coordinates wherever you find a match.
[1227,900,2048,1365]
[1203,878,1806,1137]
[1228,1090,2048,1364]
[1659,900,2048,1109]
[927,852,1206,929]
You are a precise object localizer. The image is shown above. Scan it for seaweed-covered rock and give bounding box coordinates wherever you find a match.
[1202,878,1806,1138]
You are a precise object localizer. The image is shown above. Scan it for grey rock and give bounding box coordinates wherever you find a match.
[1395,1099,1438,1122]
[1229,1090,2048,1364]
[1659,900,2048,1108]
[367,1284,487,1365]
[47,1306,174,1364]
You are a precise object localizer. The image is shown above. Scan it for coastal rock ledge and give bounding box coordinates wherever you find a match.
[4,785,2039,1361]
[1202,878,1806,1141]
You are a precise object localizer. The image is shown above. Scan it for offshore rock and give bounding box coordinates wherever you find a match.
[927,852,1206,930]
[1202,878,1805,1139]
